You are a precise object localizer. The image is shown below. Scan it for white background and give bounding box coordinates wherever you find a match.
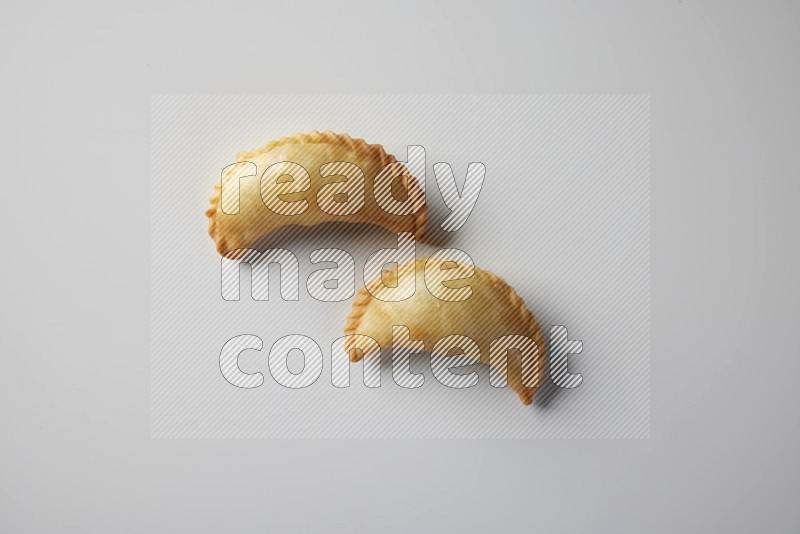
[2,1,799,532]
[151,95,650,439]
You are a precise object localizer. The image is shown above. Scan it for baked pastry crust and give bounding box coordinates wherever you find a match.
[344,257,546,405]
[206,131,427,256]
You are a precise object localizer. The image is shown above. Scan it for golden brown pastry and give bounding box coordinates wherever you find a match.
[344,256,546,404]
[206,131,427,256]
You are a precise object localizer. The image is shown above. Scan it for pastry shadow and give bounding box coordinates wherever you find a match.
[421,199,456,248]
[533,355,568,409]
[524,286,570,410]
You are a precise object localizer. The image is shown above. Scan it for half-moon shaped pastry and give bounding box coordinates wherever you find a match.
[344,257,546,404]
[206,131,427,256]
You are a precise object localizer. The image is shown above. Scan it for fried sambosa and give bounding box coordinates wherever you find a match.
[206,131,426,256]
[344,257,546,404]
